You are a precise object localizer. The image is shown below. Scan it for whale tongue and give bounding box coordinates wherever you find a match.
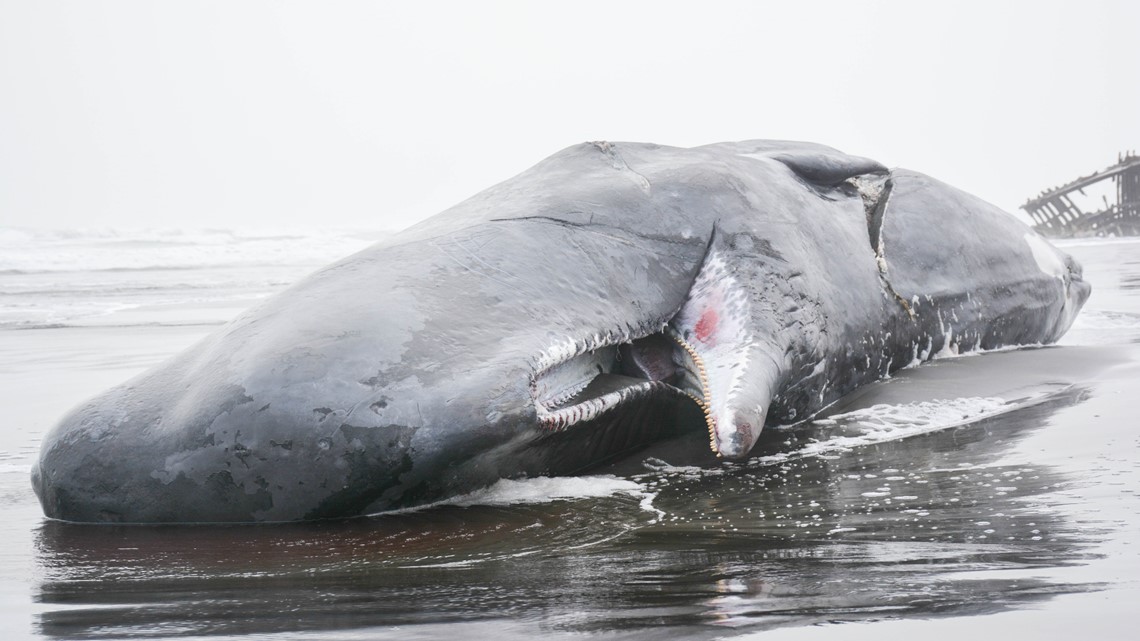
[618,335,677,381]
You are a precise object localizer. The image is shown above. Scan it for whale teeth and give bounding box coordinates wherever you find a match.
[671,333,720,457]
[535,380,674,432]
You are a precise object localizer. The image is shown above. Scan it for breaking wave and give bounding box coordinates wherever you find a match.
[0,226,385,273]
[0,226,388,328]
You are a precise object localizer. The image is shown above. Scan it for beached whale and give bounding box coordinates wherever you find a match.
[32,140,1090,523]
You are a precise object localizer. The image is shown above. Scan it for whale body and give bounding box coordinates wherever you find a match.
[32,140,1090,523]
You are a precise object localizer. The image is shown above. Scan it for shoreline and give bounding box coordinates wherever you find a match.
[3,238,1139,639]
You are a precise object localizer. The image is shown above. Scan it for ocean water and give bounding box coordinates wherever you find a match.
[0,227,385,329]
[1,229,1139,640]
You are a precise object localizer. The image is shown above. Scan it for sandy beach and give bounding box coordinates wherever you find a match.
[1,237,1138,640]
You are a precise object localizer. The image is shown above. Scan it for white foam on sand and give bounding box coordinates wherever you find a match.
[1053,236,1140,249]
[448,475,644,506]
[639,397,1022,476]
[1066,309,1140,331]
[378,475,663,519]
[753,396,1015,466]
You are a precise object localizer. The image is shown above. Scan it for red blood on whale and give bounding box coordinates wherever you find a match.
[695,308,718,344]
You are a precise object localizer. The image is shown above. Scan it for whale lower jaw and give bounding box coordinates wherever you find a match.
[527,324,761,461]
[529,244,767,460]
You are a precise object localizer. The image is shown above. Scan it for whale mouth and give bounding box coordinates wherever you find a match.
[531,333,695,430]
[529,318,746,459]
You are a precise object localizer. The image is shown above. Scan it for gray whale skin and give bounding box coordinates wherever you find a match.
[32,140,1090,523]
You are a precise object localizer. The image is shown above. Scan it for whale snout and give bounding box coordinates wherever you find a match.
[31,379,432,523]
[32,343,539,523]
[32,387,165,523]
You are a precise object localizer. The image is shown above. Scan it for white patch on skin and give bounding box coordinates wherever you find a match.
[907,336,935,368]
[1024,232,1083,341]
[810,359,827,378]
[936,326,958,358]
[1024,232,1066,280]
[737,152,771,162]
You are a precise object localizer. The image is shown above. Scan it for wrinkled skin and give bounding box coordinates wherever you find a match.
[32,140,1090,523]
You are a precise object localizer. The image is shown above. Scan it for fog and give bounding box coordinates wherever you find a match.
[2,0,1137,231]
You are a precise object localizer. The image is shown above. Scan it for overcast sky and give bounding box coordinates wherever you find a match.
[2,0,1137,231]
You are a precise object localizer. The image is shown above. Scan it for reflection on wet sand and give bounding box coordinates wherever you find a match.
[35,371,1105,639]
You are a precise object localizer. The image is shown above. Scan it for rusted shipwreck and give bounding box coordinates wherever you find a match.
[1022,152,1140,237]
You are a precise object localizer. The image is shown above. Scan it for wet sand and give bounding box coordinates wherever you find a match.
[0,323,214,638]
[3,239,1139,640]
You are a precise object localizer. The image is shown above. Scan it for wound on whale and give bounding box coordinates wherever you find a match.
[32,140,1091,523]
